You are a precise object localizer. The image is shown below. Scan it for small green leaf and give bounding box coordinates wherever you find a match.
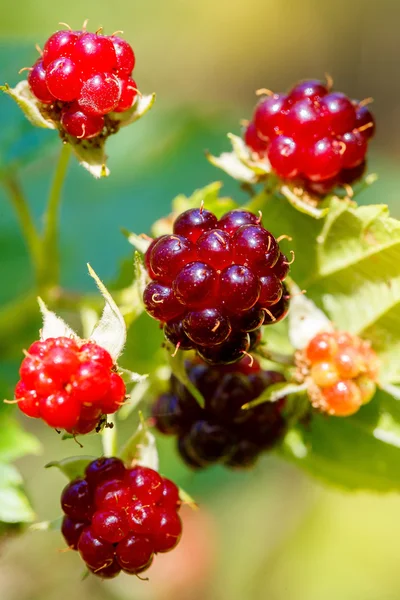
[242,382,307,410]
[280,185,330,219]
[122,230,152,254]
[206,149,257,183]
[45,456,96,481]
[164,344,205,408]
[30,516,63,532]
[0,417,41,463]
[38,297,79,342]
[287,283,332,350]
[0,463,35,523]
[178,487,198,510]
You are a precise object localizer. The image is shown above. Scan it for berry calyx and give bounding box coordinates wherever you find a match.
[60,460,182,578]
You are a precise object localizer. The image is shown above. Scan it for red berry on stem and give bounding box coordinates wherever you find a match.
[15,381,40,418]
[301,137,343,181]
[244,122,268,154]
[79,343,113,369]
[40,391,81,429]
[173,262,218,308]
[288,79,328,103]
[42,30,79,67]
[78,527,115,569]
[126,465,164,503]
[258,273,283,307]
[160,478,181,510]
[196,229,233,271]
[355,104,375,139]
[338,130,367,169]
[320,92,356,134]
[149,235,195,284]
[151,508,182,553]
[71,361,111,404]
[61,479,94,521]
[254,94,289,138]
[91,510,129,543]
[111,36,136,75]
[143,281,184,322]
[183,308,231,346]
[101,372,126,414]
[95,479,131,511]
[116,534,154,573]
[286,98,322,140]
[74,33,117,76]
[233,224,279,271]
[218,210,259,236]
[42,345,80,381]
[268,135,300,179]
[61,516,87,550]
[61,105,104,139]
[85,457,126,487]
[126,500,157,535]
[220,265,260,313]
[113,77,137,112]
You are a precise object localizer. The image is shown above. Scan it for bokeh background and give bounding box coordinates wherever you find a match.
[1,1,400,599]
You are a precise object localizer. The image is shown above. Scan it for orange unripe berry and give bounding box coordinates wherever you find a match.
[310,361,340,387]
[321,380,362,416]
[356,376,376,405]
[335,332,354,348]
[335,348,363,379]
[306,332,338,363]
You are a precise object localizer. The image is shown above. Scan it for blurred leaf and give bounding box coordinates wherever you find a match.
[0,463,35,523]
[287,282,333,350]
[243,383,307,410]
[0,416,41,462]
[45,456,96,481]
[280,185,330,219]
[119,417,159,471]
[165,344,205,408]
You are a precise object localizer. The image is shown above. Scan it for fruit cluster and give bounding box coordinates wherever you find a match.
[296,330,380,416]
[244,79,375,194]
[61,458,182,579]
[27,27,137,139]
[143,208,291,365]
[152,357,287,468]
[15,337,126,433]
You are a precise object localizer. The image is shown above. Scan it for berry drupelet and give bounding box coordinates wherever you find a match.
[15,337,126,433]
[243,79,375,194]
[143,208,292,365]
[60,458,182,578]
[152,357,288,469]
[295,330,380,416]
[27,26,138,139]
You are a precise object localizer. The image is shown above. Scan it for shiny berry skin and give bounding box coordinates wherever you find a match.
[218,209,259,236]
[244,122,268,154]
[183,308,231,346]
[286,98,322,139]
[61,479,94,521]
[78,527,115,569]
[101,372,126,414]
[42,345,80,381]
[231,306,265,332]
[153,358,287,470]
[338,131,367,169]
[89,559,121,579]
[233,224,279,271]
[173,262,218,308]
[288,79,328,103]
[220,265,260,312]
[116,534,154,572]
[143,281,183,322]
[149,235,195,284]
[15,381,40,418]
[302,137,343,181]
[151,508,182,552]
[254,94,289,138]
[42,30,79,67]
[126,465,163,503]
[310,362,340,388]
[28,60,55,104]
[40,390,81,429]
[306,332,338,362]
[320,92,356,134]
[85,457,126,487]
[113,77,137,112]
[71,361,110,403]
[263,289,289,324]
[74,33,117,76]
[355,104,375,139]
[111,36,136,75]
[78,72,121,115]
[258,273,283,307]
[321,380,362,416]
[196,229,233,270]
[61,105,104,139]
[173,208,218,242]
[164,319,193,350]
[196,332,250,366]
[95,479,131,511]
[160,478,181,510]
[268,135,300,179]
[272,253,290,281]
[45,57,82,101]
[92,510,129,543]
[79,343,113,369]
[61,517,88,550]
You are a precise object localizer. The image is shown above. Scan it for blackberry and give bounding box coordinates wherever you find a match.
[152,357,287,469]
[60,460,182,579]
[143,208,292,364]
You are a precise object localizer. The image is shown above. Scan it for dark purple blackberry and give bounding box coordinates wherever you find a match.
[153,357,287,470]
[143,208,292,364]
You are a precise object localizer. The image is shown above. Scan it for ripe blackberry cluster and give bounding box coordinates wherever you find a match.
[27,27,137,139]
[143,208,291,365]
[244,79,375,194]
[61,458,182,579]
[296,331,380,416]
[15,337,126,434]
[152,357,287,469]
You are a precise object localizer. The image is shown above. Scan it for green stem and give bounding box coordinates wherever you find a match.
[42,143,71,288]
[102,415,118,457]
[2,176,42,278]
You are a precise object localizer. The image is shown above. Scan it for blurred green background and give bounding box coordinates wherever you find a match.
[1,1,400,599]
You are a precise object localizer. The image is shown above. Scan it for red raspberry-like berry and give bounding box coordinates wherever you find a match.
[60,460,182,579]
[299,330,380,416]
[152,357,287,469]
[143,208,292,365]
[15,337,126,433]
[26,26,138,139]
[243,80,375,194]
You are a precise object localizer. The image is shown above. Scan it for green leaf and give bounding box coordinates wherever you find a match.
[280,410,400,492]
[242,382,308,410]
[0,416,41,462]
[1,81,56,130]
[45,456,96,481]
[0,463,35,523]
[280,185,330,219]
[119,416,159,470]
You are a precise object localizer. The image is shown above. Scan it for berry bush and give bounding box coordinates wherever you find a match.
[1,20,400,586]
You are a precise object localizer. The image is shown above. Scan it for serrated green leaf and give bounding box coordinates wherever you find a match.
[280,409,400,492]
[0,417,41,462]
[0,463,35,523]
[45,456,96,481]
